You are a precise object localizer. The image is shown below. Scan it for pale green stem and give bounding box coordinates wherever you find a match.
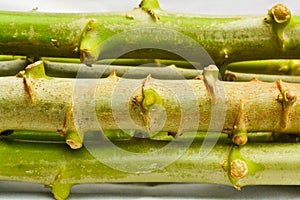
[0,61,300,149]
[96,58,200,69]
[0,56,200,69]
[224,59,300,76]
[44,61,201,79]
[0,59,28,76]
[224,70,300,83]
[1,133,300,199]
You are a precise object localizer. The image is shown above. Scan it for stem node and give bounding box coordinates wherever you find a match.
[202,65,220,104]
[270,4,291,24]
[265,4,292,50]
[230,159,248,179]
[230,101,248,146]
[276,79,297,130]
[133,75,164,133]
[21,61,49,103]
[62,107,83,149]
[107,71,120,82]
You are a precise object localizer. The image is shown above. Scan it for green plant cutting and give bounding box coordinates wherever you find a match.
[0,0,300,199]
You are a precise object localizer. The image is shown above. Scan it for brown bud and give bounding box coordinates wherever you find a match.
[284,90,297,103]
[230,159,248,179]
[232,134,248,146]
[271,4,291,24]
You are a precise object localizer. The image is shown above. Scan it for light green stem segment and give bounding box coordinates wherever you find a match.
[0,59,28,76]
[224,70,300,83]
[96,58,200,69]
[0,57,202,77]
[3,59,300,82]
[0,56,201,69]
[225,60,300,76]
[1,2,300,66]
[3,58,300,83]
[1,134,300,199]
[43,61,201,79]
[1,61,300,149]
[0,59,202,79]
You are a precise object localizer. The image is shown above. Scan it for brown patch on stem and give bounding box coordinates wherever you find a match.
[224,72,237,82]
[80,49,94,66]
[51,39,60,48]
[147,9,160,21]
[23,76,35,103]
[194,75,203,80]
[66,137,82,149]
[250,77,262,83]
[107,71,119,82]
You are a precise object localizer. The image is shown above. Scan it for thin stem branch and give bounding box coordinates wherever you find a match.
[225,59,300,76]
[224,70,300,83]
[44,61,201,79]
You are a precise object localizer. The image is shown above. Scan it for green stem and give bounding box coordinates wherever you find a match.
[0,56,200,69]
[0,3,300,66]
[0,59,28,76]
[0,55,24,61]
[1,135,300,199]
[224,70,300,83]
[225,59,300,76]
[2,130,278,144]
[44,61,201,79]
[42,57,81,64]
[0,58,202,78]
[96,58,200,69]
[1,61,300,149]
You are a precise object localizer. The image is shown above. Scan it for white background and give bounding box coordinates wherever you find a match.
[0,0,300,199]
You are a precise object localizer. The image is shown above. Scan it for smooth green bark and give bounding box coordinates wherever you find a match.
[224,70,300,83]
[0,59,28,76]
[0,3,300,66]
[0,59,202,79]
[225,59,300,76]
[43,61,201,79]
[1,133,300,199]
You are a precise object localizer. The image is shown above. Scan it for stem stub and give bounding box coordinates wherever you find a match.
[230,159,248,179]
[271,4,291,24]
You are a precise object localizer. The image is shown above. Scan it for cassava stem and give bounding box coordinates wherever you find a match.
[0,55,201,69]
[1,2,300,199]
[224,70,300,83]
[225,59,300,76]
[0,59,28,76]
[2,59,300,83]
[1,133,300,200]
[43,61,201,79]
[4,59,300,83]
[0,2,300,66]
[0,59,202,79]
[0,60,300,149]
